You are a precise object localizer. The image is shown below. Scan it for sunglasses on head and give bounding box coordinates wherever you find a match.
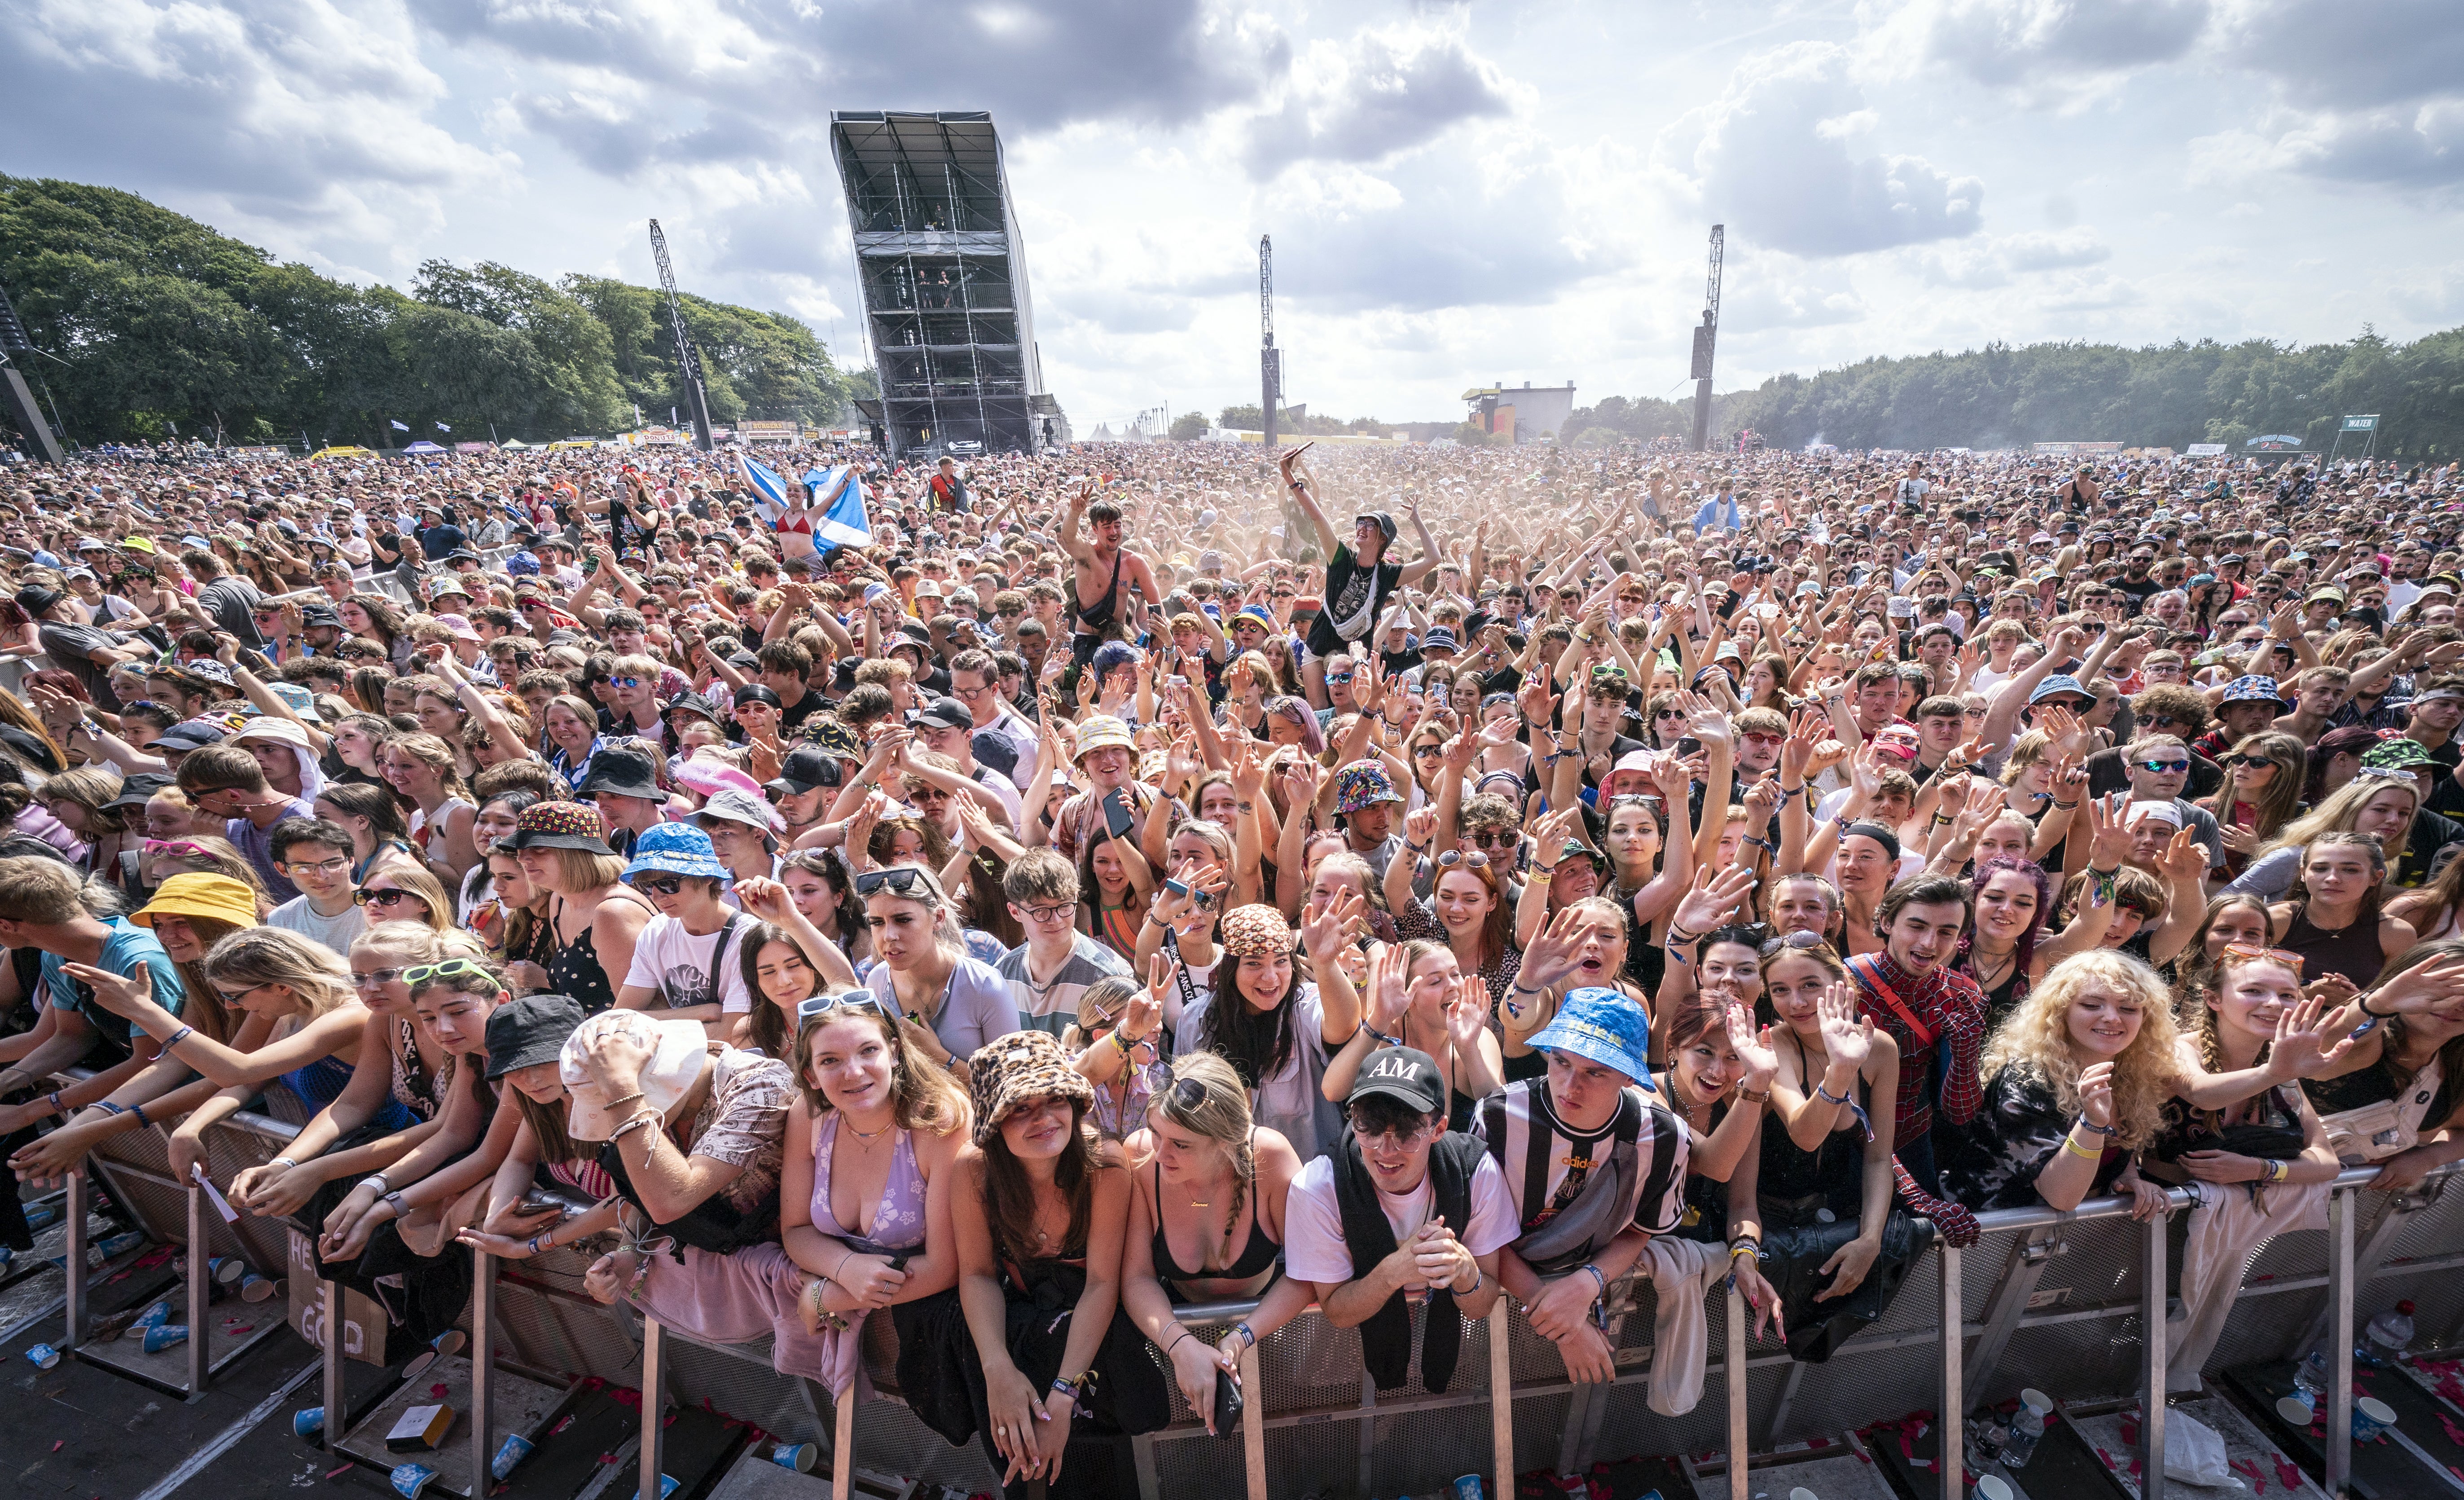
[856,865,941,899]
[400,957,488,988]
[143,838,212,856]
[2219,943,2305,976]
[1758,929,1830,958]
[796,990,889,1021]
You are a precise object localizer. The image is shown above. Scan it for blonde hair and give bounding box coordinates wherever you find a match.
[361,856,454,933]
[202,927,358,1018]
[42,767,130,833]
[1981,950,2179,1150]
[352,919,445,964]
[1149,1050,1258,1254]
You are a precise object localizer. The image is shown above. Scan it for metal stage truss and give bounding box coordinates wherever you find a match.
[829,112,1067,460]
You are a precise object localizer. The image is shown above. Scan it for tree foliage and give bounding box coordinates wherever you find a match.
[0,176,864,447]
[1568,334,2464,459]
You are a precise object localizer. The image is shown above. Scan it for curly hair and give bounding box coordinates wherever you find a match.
[1981,950,2180,1151]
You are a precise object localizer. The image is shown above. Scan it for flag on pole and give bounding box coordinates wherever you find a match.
[389,419,409,431]
[435,421,452,433]
[803,466,872,550]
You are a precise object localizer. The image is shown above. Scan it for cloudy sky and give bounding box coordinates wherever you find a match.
[7,0,2462,432]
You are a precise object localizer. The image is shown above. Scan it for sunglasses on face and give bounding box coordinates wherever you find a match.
[355,886,423,909]
[2133,759,2190,774]
[400,957,488,988]
[636,874,696,897]
[1653,707,1685,721]
[610,676,643,689]
[144,839,212,856]
[1349,1113,1441,1150]
[2218,754,2274,770]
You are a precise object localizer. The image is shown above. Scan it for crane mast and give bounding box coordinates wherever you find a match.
[1689,224,1724,453]
[1260,235,1279,449]
[649,219,716,453]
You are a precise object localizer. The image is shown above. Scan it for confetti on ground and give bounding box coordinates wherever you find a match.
[429,1383,448,1399]
[326,1465,353,1479]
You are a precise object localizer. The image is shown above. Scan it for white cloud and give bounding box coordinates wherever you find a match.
[1871,0,2211,105]
[1243,23,1515,177]
[1921,228,2111,287]
[1656,42,1985,258]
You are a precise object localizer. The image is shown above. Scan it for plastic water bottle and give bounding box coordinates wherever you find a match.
[1965,1411,2009,1474]
[2293,1346,2331,1400]
[2363,1300,2416,1366]
[2000,1392,2051,1470]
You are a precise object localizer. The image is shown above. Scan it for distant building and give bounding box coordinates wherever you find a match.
[1462,381,1575,444]
[830,111,1069,458]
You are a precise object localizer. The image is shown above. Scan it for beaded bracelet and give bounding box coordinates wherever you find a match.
[130,1103,152,1129]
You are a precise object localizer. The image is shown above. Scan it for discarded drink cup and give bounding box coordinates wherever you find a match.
[1452,1475,1484,1500]
[771,1443,816,1473]
[390,1462,439,1499]
[26,1343,61,1369]
[491,1433,535,1480]
[133,1299,173,1331]
[96,1230,145,1259]
[241,1274,276,1303]
[206,1255,248,1286]
[2353,1396,2397,1443]
[658,1475,679,1500]
[294,1407,325,1438]
[143,1323,190,1354]
[2277,1393,2316,1425]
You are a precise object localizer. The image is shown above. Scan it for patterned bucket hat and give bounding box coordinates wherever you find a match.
[967,1030,1094,1147]
[502,800,614,855]
[1073,716,1135,763]
[1332,762,1404,814]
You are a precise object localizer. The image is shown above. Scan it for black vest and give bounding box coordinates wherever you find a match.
[1329,1126,1486,1393]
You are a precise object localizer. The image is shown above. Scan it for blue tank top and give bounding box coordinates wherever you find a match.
[284,1055,415,1133]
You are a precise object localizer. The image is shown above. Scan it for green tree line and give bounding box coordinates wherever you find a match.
[1569,332,2464,459]
[0,176,865,448]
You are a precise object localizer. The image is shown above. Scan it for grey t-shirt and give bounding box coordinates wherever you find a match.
[866,953,1021,1062]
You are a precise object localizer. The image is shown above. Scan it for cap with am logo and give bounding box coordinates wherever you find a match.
[1346,1045,1445,1114]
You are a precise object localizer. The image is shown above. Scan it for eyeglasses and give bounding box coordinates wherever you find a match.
[1739,731,1783,748]
[796,990,889,1021]
[213,981,272,1003]
[281,856,351,876]
[1436,849,1489,870]
[400,957,488,988]
[2219,943,2305,976]
[856,865,942,899]
[2132,759,2190,774]
[355,886,424,909]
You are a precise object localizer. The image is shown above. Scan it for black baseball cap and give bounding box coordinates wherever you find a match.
[909,696,972,732]
[766,744,842,797]
[1346,1045,1445,1114]
[104,772,172,809]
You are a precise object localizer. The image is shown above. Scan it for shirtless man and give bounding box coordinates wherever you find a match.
[1283,446,1440,707]
[1059,480,1160,671]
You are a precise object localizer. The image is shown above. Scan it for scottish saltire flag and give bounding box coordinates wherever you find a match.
[804,466,872,550]
[389,419,409,431]
[741,454,795,523]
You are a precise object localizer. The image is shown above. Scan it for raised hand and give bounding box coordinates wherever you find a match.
[1445,974,1489,1051]
[2077,1060,2117,1129]
[2266,991,2357,1079]
[1404,804,1439,851]
[1723,999,1780,1093]
[2082,792,2134,871]
[1815,982,1875,1072]
[1301,884,1364,960]
[733,875,794,923]
[1672,864,1760,937]
[1515,904,1590,998]
[2155,824,2209,884]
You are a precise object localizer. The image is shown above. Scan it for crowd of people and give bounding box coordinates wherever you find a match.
[0,431,2461,1496]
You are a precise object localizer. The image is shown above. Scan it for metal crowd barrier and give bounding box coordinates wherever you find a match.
[56,1091,2464,1500]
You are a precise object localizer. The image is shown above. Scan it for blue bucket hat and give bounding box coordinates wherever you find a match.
[1525,986,1654,1089]
[622,822,731,886]
[2218,673,2288,707]
[2028,673,2091,706]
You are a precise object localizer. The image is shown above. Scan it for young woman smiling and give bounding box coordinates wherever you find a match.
[1504,897,1659,1077]
[728,876,862,1063]
[1383,834,1520,1009]
[382,731,479,884]
[1176,896,1364,1162]
[1322,939,1502,1133]
[1945,951,2182,1213]
[776,985,969,1396]
[859,863,1019,1085]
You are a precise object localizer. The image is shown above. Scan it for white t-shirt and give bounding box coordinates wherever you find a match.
[269,893,367,953]
[1283,1150,1520,1289]
[623,912,757,1015]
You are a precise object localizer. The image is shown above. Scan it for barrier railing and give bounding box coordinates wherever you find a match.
[53,1090,2464,1500]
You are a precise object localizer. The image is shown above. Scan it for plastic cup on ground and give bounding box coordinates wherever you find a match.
[143,1324,190,1354]
[294,1407,325,1438]
[491,1434,535,1480]
[390,1462,439,1499]
[241,1273,276,1303]
[26,1343,60,1369]
[2278,1393,2317,1425]
[2353,1396,2397,1443]
[1452,1475,1484,1500]
[771,1443,816,1473]
[1975,1478,2013,1500]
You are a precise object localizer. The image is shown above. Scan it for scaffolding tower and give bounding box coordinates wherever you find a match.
[829,111,1067,458]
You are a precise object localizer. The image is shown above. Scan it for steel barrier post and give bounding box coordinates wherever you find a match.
[1237,1337,1267,1500]
[321,1279,343,1451]
[63,1168,88,1346]
[185,1182,209,1394]
[1726,1281,1748,1500]
[1488,1298,1514,1500]
[470,1248,496,1492]
[2328,1187,2355,1498]
[1938,1239,1962,1500]
[2140,1205,2168,1500]
[639,1316,666,1500]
